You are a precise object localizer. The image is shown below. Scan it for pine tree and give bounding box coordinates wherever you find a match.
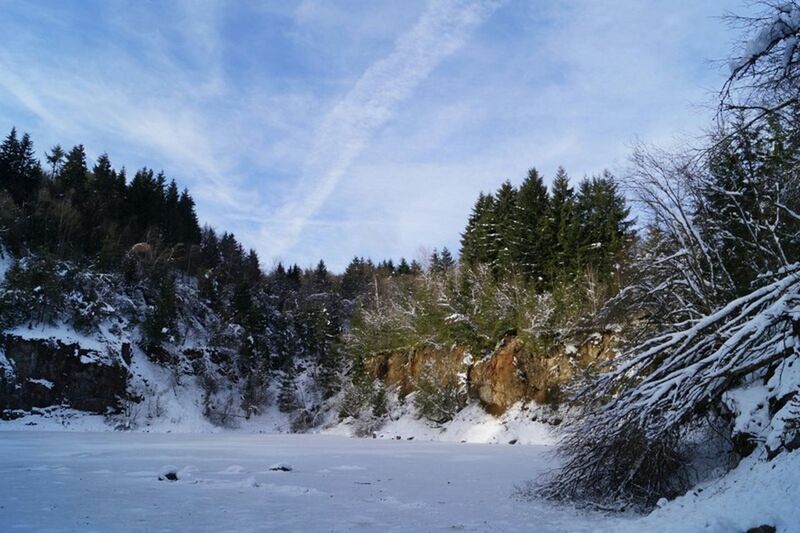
[574,172,632,280]
[0,128,20,196]
[89,154,125,231]
[341,257,372,300]
[244,249,261,283]
[397,257,411,275]
[312,259,330,290]
[286,264,302,291]
[200,226,220,268]
[515,167,550,283]
[546,167,578,279]
[143,273,178,345]
[429,248,442,273]
[315,303,343,399]
[177,189,201,244]
[460,192,495,267]
[58,145,88,196]
[491,180,520,275]
[278,369,300,413]
[705,115,800,293]
[439,247,455,272]
[0,128,41,204]
[163,179,180,244]
[126,168,164,239]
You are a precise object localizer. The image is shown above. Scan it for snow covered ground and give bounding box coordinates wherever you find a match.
[0,432,604,532]
[328,402,560,446]
[0,431,797,532]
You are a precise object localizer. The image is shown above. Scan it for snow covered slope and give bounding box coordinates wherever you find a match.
[328,401,559,445]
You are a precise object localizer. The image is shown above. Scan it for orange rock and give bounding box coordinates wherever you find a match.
[364,333,617,415]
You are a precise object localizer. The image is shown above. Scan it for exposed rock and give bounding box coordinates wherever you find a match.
[367,346,468,398]
[747,526,776,533]
[0,334,129,416]
[733,431,758,458]
[470,338,529,415]
[366,332,615,415]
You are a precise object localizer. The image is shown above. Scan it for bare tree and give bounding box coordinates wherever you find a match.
[721,2,800,126]
[543,3,800,508]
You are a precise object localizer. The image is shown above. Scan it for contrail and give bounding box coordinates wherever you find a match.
[265,0,504,259]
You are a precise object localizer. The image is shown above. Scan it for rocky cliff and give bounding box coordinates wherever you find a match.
[0,334,130,418]
[366,333,616,415]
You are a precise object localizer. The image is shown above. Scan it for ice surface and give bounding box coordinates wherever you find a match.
[0,432,605,532]
[1,432,794,532]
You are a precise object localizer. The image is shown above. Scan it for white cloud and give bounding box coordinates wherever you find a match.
[259,0,504,259]
[0,0,748,272]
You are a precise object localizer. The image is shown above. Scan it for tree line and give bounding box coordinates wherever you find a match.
[459,167,633,288]
[0,132,201,266]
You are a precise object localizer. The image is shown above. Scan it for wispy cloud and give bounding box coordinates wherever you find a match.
[0,0,748,271]
[261,0,504,259]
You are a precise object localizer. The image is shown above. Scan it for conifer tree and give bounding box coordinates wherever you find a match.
[341,257,372,300]
[515,167,550,283]
[546,167,578,279]
[286,264,302,291]
[89,154,125,231]
[278,369,300,413]
[200,226,221,268]
[439,247,455,272]
[575,172,632,280]
[460,192,495,267]
[397,258,411,275]
[244,249,261,283]
[177,189,201,244]
[429,248,441,272]
[59,145,88,196]
[163,179,180,244]
[705,116,800,293]
[491,180,520,275]
[0,128,41,204]
[143,273,178,345]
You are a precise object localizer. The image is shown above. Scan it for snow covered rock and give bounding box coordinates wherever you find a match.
[0,333,129,416]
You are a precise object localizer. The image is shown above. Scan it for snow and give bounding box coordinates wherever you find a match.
[0,431,795,532]
[0,345,12,374]
[26,377,54,389]
[723,382,771,437]
[5,323,109,353]
[0,245,11,284]
[736,3,800,70]
[614,450,800,533]
[0,432,606,532]
[329,402,558,445]
[0,407,111,432]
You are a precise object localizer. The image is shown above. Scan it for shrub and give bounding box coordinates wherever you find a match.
[413,363,467,424]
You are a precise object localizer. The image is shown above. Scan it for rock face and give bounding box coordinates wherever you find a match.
[0,334,129,417]
[368,346,468,397]
[367,333,616,415]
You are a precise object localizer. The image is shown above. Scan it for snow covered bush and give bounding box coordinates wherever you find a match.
[544,266,800,507]
[0,255,115,333]
[0,255,64,327]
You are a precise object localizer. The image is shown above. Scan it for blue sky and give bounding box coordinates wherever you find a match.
[0,0,746,271]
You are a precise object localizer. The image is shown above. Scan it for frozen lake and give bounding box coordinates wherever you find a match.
[0,432,612,532]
